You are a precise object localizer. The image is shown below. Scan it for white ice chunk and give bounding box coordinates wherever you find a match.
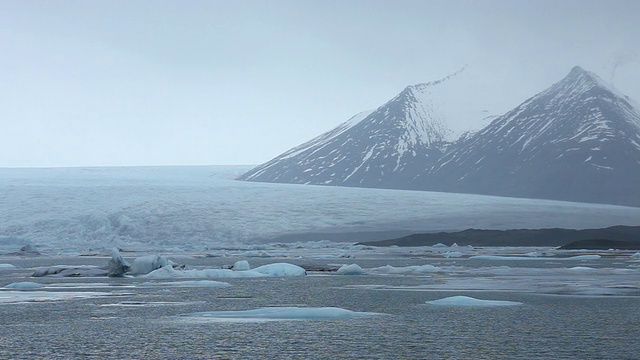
[0,291,115,304]
[145,266,251,279]
[32,265,108,277]
[3,281,45,290]
[369,264,444,275]
[144,263,306,279]
[252,263,306,276]
[241,250,273,258]
[181,307,382,322]
[130,255,172,275]
[232,260,251,271]
[426,295,522,307]
[568,266,597,271]
[336,264,366,275]
[632,252,640,259]
[107,248,131,277]
[142,280,231,288]
[0,264,16,269]
[443,251,463,258]
[432,243,448,248]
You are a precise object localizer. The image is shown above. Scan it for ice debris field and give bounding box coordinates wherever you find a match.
[1,166,639,328]
[1,243,639,310]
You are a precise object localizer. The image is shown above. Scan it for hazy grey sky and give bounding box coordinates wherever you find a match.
[1,0,639,167]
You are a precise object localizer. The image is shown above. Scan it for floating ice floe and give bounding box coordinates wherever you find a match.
[144,262,306,279]
[252,263,306,276]
[0,264,16,269]
[469,255,601,261]
[32,265,108,277]
[142,280,231,288]
[3,281,45,290]
[336,264,366,275]
[101,301,204,307]
[369,265,444,275]
[181,307,383,322]
[426,296,522,307]
[0,291,117,304]
[632,252,640,259]
[240,250,274,258]
[568,266,597,271]
[443,252,463,258]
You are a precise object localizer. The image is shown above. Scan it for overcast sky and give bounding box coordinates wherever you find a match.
[1,0,639,167]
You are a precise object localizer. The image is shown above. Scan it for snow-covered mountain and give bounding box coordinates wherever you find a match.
[239,65,640,207]
[416,66,640,207]
[238,68,473,188]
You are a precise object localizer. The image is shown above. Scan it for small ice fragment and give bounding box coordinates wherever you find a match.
[252,263,306,276]
[369,264,443,275]
[426,296,522,307]
[130,255,172,275]
[3,281,45,290]
[233,260,251,271]
[443,251,462,258]
[107,248,131,277]
[336,264,366,275]
[182,307,382,321]
[143,280,231,288]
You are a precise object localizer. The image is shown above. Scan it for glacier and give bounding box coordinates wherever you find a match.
[2,166,640,253]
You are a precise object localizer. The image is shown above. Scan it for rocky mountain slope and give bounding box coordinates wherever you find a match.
[416,66,640,207]
[238,69,466,188]
[239,66,640,207]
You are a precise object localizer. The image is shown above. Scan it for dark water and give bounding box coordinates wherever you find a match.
[0,257,639,359]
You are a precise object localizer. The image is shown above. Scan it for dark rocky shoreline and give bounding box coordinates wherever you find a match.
[358,225,640,249]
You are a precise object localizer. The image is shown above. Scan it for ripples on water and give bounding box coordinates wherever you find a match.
[0,257,639,359]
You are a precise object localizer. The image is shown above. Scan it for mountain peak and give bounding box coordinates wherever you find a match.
[561,65,608,90]
[569,65,587,75]
[418,66,640,207]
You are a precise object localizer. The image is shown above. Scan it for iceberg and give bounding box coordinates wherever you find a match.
[107,248,131,277]
[130,255,172,275]
[252,263,306,276]
[336,264,366,275]
[142,280,231,288]
[181,307,382,321]
[232,260,251,271]
[443,251,463,258]
[144,262,306,279]
[32,265,108,277]
[426,295,522,307]
[369,264,444,275]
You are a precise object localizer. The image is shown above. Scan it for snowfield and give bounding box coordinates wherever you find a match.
[1,166,640,253]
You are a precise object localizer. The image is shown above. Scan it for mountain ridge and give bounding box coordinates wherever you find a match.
[413,66,640,206]
[239,66,640,207]
[237,68,470,188]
